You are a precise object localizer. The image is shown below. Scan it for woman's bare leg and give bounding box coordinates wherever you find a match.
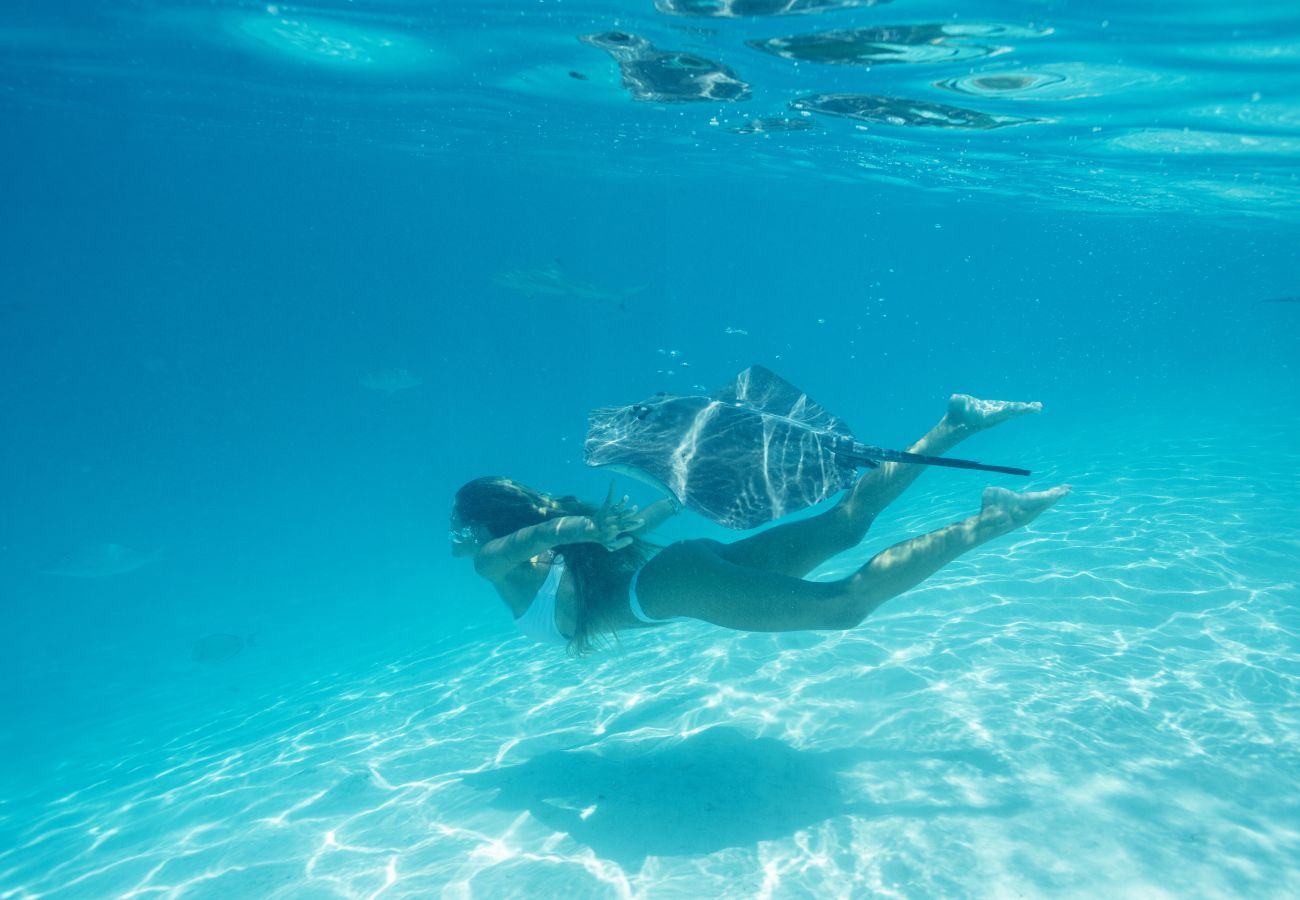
[718,395,1043,577]
[640,485,1070,631]
[839,485,1069,625]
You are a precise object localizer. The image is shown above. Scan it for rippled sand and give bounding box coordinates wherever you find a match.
[3,424,1298,897]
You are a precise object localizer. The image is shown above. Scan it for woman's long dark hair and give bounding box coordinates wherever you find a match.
[453,476,658,655]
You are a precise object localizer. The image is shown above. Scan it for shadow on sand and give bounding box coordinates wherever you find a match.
[462,726,1024,866]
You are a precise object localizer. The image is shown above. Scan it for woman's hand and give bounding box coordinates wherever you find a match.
[588,483,645,551]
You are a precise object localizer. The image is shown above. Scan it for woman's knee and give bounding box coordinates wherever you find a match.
[823,507,874,554]
[839,488,884,525]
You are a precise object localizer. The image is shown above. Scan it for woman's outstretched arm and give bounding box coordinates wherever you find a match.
[628,496,680,536]
[474,484,644,580]
[474,516,598,579]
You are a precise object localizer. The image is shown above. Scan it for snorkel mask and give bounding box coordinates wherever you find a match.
[449,524,478,547]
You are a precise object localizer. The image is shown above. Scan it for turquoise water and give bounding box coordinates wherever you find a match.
[2,0,1298,896]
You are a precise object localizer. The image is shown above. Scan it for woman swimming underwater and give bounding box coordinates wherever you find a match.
[450,393,1069,654]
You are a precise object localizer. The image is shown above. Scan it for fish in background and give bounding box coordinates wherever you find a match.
[493,260,645,308]
[40,543,162,577]
[192,633,255,664]
[1253,296,1300,306]
[360,368,423,392]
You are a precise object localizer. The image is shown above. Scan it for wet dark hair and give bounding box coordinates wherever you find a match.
[453,476,657,655]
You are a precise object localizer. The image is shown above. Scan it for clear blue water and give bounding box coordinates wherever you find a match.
[2,0,1298,896]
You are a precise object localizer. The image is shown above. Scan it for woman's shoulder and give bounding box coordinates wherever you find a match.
[483,552,555,613]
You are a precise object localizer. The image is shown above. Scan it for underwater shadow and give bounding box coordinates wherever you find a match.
[461,726,1025,866]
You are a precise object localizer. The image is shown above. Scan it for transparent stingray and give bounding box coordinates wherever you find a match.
[585,366,1030,529]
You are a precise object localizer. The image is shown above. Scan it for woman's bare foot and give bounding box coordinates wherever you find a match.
[978,485,1071,535]
[946,394,1043,433]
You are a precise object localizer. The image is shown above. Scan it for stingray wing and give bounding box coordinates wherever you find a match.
[585,370,858,529]
[716,365,856,441]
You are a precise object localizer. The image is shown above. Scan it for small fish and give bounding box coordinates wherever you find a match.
[568,70,588,80]
[40,543,162,578]
[192,633,253,664]
[1254,296,1300,305]
[360,368,423,392]
[493,261,644,308]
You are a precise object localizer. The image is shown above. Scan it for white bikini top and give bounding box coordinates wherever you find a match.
[514,555,570,646]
